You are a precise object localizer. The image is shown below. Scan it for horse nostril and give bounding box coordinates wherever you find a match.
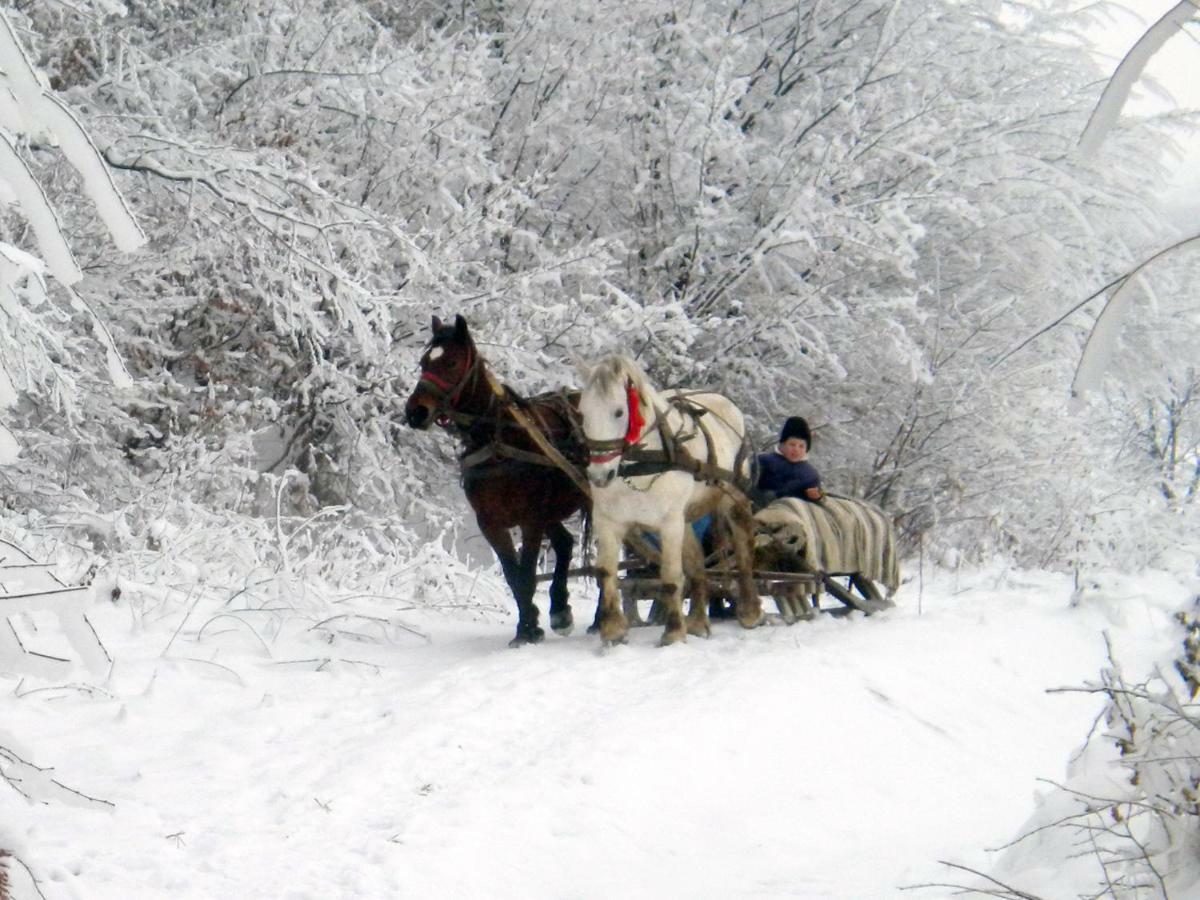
[406,406,429,428]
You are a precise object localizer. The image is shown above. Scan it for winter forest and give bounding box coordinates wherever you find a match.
[2,0,1200,897]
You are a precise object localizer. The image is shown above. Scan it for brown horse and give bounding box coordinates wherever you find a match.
[403,315,589,646]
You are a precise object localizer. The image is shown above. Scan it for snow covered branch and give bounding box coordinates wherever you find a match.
[1079,0,1200,156]
[0,10,145,266]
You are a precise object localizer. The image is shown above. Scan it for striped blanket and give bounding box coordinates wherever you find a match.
[753,496,900,595]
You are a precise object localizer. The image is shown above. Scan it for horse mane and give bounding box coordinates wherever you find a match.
[587,354,651,396]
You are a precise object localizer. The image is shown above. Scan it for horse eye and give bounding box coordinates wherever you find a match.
[613,408,625,419]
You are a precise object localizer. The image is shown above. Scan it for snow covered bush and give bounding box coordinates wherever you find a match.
[0,0,1192,597]
[977,590,1200,898]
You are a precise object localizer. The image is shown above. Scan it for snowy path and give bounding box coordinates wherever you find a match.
[1,567,1183,899]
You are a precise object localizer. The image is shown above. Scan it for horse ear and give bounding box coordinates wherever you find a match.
[431,315,443,332]
[454,314,469,341]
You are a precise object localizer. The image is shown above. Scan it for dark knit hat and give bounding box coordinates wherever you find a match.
[779,416,812,448]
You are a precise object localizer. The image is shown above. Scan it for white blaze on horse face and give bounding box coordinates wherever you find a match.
[579,375,628,488]
[427,346,445,362]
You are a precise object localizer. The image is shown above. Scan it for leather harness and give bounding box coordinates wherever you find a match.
[415,341,591,497]
[587,391,752,491]
[416,340,749,495]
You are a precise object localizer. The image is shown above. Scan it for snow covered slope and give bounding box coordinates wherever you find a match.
[0,563,1191,899]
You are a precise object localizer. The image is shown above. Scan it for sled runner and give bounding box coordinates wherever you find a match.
[541,492,898,627]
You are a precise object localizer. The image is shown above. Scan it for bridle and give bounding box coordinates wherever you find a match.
[415,340,482,427]
[587,380,647,465]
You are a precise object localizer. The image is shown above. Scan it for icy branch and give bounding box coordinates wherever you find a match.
[993,233,1200,404]
[0,9,146,260]
[1078,0,1200,156]
[0,131,82,284]
[1070,234,1200,410]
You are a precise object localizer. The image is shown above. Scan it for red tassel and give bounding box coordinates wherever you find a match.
[625,383,645,444]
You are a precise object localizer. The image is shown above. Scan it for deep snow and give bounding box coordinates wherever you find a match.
[1,560,1195,899]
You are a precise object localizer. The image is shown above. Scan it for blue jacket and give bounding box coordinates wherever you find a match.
[755,452,822,501]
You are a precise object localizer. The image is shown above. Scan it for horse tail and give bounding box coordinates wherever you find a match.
[578,499,594,572]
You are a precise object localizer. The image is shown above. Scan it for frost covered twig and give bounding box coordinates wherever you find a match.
[900,859,1046,898]
[0,849,49,900]
[0,742,113,810]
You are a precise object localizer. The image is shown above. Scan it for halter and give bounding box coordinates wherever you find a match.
[416,341,481,425]
[587,381,648,465]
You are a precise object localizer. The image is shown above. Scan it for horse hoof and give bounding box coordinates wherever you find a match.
[736,603,764,629]
[686,622,711,639]
[599,622,629,645]
[508,626,545,648]
[550,610,574,636]
[658,631,687,647]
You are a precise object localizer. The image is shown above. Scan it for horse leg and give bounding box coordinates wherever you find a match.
[723,495,763,629]
[683,527,711,638]
[594,519,628,645]
[589,547,642,634]
[545,521,575,636]
[515,524,547,638]
[481,522,543,647]
[656,519,687,646]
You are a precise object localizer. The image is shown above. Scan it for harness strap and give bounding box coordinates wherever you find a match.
[617,450,745,484]
[616,403,746,486]
[462,441,573,471]
[586,386,750,490]
[479,369,593,499]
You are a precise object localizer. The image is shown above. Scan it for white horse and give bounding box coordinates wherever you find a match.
[577,355,762,645]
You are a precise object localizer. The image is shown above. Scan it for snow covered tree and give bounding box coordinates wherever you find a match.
[3,0,1189,579]
[0,6,147,523]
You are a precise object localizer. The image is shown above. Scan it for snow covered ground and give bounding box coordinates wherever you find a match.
[1,559,1196,899]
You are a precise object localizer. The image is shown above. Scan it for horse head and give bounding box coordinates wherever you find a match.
[578,356,656,488]
[404,314,481,429]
